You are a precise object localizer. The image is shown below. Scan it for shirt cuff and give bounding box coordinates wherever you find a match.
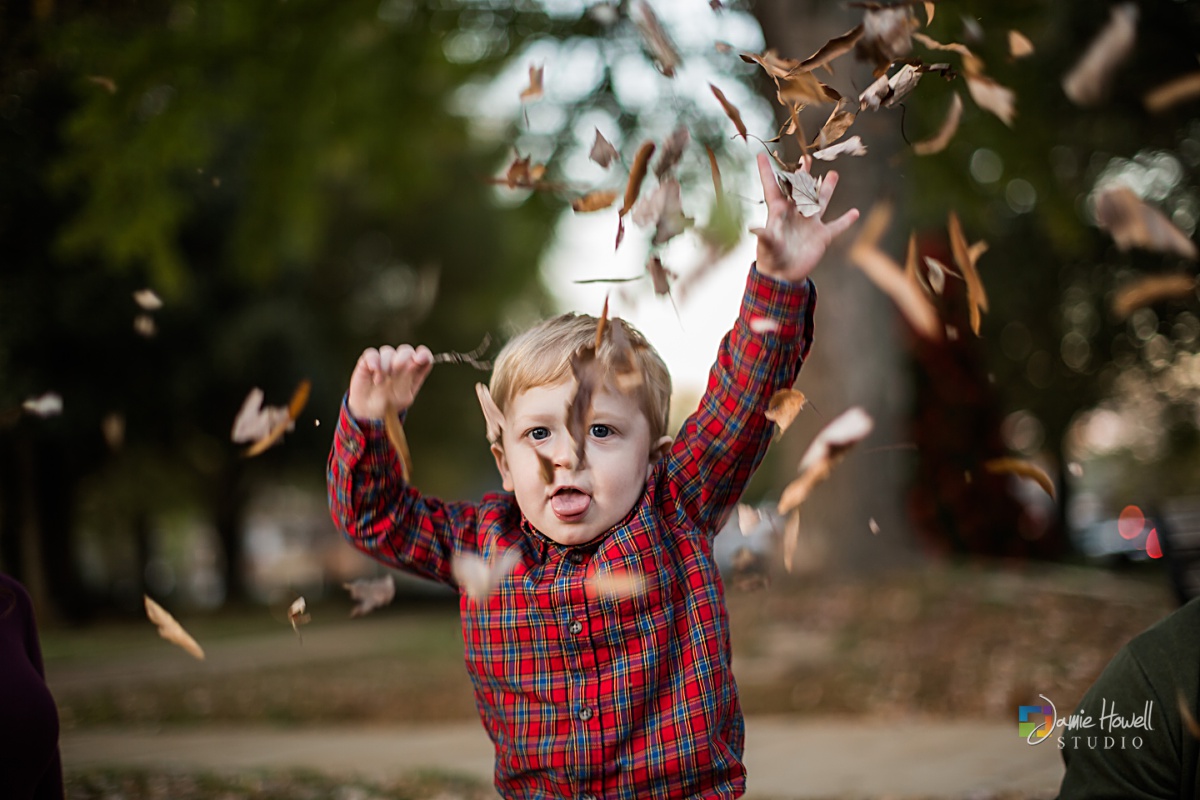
[740,263,817,358]
[334,395,400,476]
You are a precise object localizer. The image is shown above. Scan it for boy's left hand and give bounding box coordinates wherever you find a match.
[751,151,860,284]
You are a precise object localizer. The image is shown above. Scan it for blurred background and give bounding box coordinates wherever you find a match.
[1,0,1199,797]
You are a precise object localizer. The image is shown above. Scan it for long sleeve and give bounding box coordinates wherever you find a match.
[326,398,483,586]
[660,265,815,537]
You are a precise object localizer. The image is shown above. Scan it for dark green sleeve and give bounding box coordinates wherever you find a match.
[1057,598,1200,800]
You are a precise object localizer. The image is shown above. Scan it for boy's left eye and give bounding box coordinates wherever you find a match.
[590,424,612,438]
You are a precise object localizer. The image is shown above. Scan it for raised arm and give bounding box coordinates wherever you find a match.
[660,152,857,537]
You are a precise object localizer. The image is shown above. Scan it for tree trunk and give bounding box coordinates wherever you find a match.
[751,0,921,574]
[213,460,249,605]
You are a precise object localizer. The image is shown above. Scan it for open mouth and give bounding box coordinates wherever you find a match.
[550,487,591,521]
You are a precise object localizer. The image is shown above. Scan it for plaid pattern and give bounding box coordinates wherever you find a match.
[328,267,815,800]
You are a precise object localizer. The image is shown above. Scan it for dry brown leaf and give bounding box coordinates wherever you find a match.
[855,5,920,75]
[383,407,414,480]
[572,190,619,213]
[1179,689,1200,740]
[849,204,942,340]
[739,49,801,81]
[912,31,982,72]
[737,503,761,535]
[590,129,619,168]
[238,379,311,457]
[655,126,690,178]
[812,97,858,149]
[913,92,963,155]
[1062,2,1138,107]
[1110,274,1199,321]
[983,457,1056,500]
[923,1,935,26]
[1008,29,1035,59]
[1094,185,1199,261]
[770,163,823,218]
[632,0,681,77]
[647,254,673,296]
[715,40,734,54]
[586,568,646,600]
[777,71,839,106]
[620,140,657,217]
[903,231,920,286]
[144,595,205,661]
[710,83,748,140]
[948,211,989,335]
[812,135,867,161]
[22,392,62,418]
[924,256,949,295]
[966,73,1017,127]
[133,288,163,310]
[705,145,723,196]
[452,548,520,602]
[798,25,865,73]
[568,344,602,464]
[537,452,555,484]
[632,178,690,245]
[765,389,808,435]
[475,383,505,444]
[859,63,922,110]
[519,64,544,102]
[594,295,610,352]
[86,75,118,93]
[288,596,312,641]
[1144,72,1200,114]
[101,412,125,450]
[343,576,396,618]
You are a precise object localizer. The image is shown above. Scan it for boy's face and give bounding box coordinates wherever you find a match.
[491,377,671,546]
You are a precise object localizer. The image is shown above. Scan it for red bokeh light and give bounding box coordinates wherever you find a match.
[1118,505,1145,540]
[1147,528,1163,559]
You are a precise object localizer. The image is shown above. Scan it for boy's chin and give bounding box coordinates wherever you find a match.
[538,524,607,547]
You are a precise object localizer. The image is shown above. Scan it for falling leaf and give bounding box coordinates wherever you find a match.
[966,73,1016,127]
[632,178,691,246]
[519,64,544,102]
[859,63,923,110]
[620,141,657,218]
[431,335,493,371]
[750,316,780,334]
[849,204,942,340]
[536,452,555,484]
[654,126,690,178]
[86,75,117,93]
[869,517,881,535]
[765,389,808,435]
[771,164,824,218]
[594,295,610,352]
[452,548,520,601]
[779,408,874,566]
[23,392,63,418]
[812,135,867,161]
[383,408,414,480]
[647,255,674,296]
[587,568,646,600]
[101,412,125,451]
[1111,273,1198,321]
[144,595,205,661]
[924,256,949,295]
[903,231,921,286]
[1144,71,1200,114]
[1068,462,1084,477]
[632,0,681,77]
[855,5,920,75]
[710,84,748,140]
[923,1,935,26]
[1062,2,1138,107]
[343,576,396,618]
[798,24,865,73]
[948,212,989,335]
[812,97,857,149]
[133,314,156,338]
[739,49,801,81]
[912,31,981,72]
[706,145,723,196]
[737,503,761,535]
[133,288,163,310]
[567,343,604,464]
[237,380,311,458]
[1008,29,1035,59]
[492,153,552,190]
[572,190,619,213]
[715,40,734,54]
[287,596,312,641]
[590,129,620,168]
[1179,689,1200,740]
[983,457,1056,500]
[1094,185,1199,260]
[776,71,840,107]
[913,92,963,155]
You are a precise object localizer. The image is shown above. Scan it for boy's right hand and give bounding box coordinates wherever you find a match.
[347,344,433,421]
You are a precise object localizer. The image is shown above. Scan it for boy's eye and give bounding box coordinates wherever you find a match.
[590,424,612,439]
[528,427,550,441]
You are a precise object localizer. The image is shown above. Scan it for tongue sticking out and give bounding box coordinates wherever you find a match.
[551,490,591,518]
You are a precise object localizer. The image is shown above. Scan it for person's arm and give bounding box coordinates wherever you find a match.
[18,583,65,800]
[659,268,814,537]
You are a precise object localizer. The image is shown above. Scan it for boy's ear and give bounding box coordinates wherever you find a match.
[647,434,673,477]
[491,442,515,492]
[475,383,505,444]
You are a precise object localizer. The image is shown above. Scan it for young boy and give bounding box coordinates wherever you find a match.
[327,152,858,799]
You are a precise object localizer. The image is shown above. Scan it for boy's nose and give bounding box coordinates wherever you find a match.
[551,435,580,470]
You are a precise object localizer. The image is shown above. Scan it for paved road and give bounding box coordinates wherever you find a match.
[62,716,1064,799]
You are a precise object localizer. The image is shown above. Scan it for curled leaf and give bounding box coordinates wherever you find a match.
[1094,185,1199,260]
[813,97,857,149]
[855,5,920,75]
[1062,2,1138,107]
[144,595,205,661]
[237,379,311,457]
[1111,274,1198,321]
[1008,29,1034,59]
[798,24,865,73]
[383,407,414,480]
[654,126,690,178]
[452,548,520,601]
[620,141,657,217]
[590,129,619,168]
[948,212,989,335]
[966,73,1016,127]
[572,189,619,213]
[288,596,312,641]
[812,135,867,161]
[519,64,544,102]
[632,0,681,77]
[849,204,942,340]
[983,457,1056,500]
[710,83,748,140]
[913,92,963,155]
[765,389,808,435]
[343,576,396,618]
[1144,72,1200,114]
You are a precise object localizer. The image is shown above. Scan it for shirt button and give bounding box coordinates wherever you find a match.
[568,619,583,635]
[578,706,593,721]
[567,550,586,565]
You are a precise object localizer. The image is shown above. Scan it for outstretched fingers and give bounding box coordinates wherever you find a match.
[756,152,787,211]
[824,207,861,242]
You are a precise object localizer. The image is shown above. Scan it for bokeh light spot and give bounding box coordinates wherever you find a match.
[1147,528,1162,559]
[1118,505,1145,540]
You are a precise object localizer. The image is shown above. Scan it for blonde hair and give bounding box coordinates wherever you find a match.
[489,313,672,441]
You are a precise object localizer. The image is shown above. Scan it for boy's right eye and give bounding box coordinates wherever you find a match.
[527,427,550,441]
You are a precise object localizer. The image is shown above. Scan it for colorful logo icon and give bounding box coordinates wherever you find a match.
[1019,697,1056,744]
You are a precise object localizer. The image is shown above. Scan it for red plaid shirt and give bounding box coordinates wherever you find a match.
[328,267,815,800]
